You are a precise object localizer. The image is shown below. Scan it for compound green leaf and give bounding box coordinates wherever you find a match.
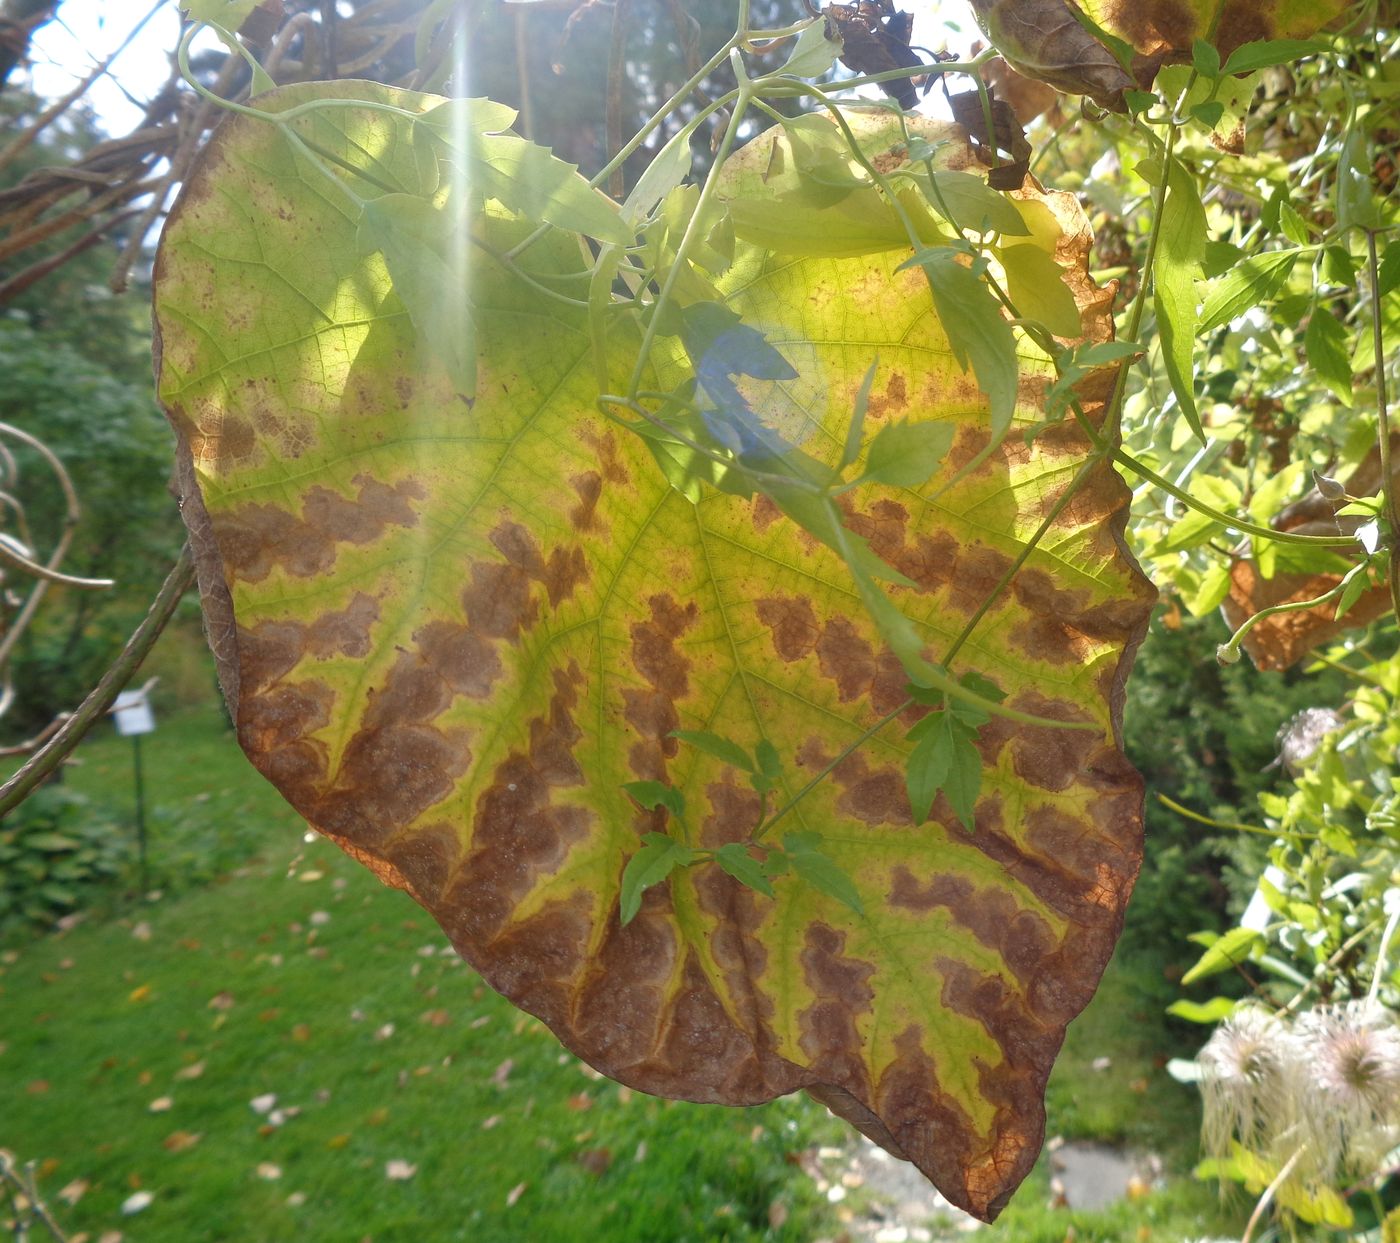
[155,82,1154,1222]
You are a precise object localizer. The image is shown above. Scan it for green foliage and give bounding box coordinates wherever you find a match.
[0,785,130,938]
[0,320,179,740]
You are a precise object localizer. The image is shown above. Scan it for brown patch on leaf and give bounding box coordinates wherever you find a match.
[888,867,1057,990]
[865,372,909,419]
[447,662,591,951]
[215,475,425,583]
[569,471,604,532]
[799,924,876,1102]
[624,595,698,781]
[755,596,820,662]
[751,494,782,534]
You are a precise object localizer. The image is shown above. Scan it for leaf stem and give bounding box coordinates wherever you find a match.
[1111,448,1360,547]
[1155,793,1310,840]
[754,698,913,841]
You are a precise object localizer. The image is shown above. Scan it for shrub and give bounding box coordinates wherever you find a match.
[0,785,131,939]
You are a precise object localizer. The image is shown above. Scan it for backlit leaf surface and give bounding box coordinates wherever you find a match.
[154,83,1155,1221]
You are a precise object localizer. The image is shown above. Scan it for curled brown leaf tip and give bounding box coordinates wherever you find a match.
[965,0,1133,112]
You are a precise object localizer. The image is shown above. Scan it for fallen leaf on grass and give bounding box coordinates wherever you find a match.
[290,1024,311,1042]
[286,1191,307,1207]
[309,911,331,926]
[120,1191,153,1215]
[385,1159,418,1181]
[506,1182,526,1207]
[469,1016,490,1030]
[575,1148,612,1176]
[566,1093,593,1112]
[127,985,152,1004]
[373,1023,395,1041]
[481,1115,501,1130]
[174,1061,205,1081]
[98,1231,124,1242]
[419,1009,450,1027]
[57,1178,88,1205]
[163,1131,202,1153]
[490,1059,514,1088]
[250,1093,276,1115]
[256,1163,282,1181]
[130,923,152,942]
[148,1097,173,1113]
[326,1134,351,1150]
[207,992,235,1011]
[26,1080,48,1094]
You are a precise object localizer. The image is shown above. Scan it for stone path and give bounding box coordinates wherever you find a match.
[802,1135,1162,1241]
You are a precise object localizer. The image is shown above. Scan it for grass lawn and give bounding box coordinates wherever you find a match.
[3,698,1244,1241]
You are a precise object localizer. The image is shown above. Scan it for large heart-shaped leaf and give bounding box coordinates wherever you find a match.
[154,83,1155,1220]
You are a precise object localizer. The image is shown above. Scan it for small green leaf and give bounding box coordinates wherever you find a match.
[783,833,864,915]
[943,731,982,831]
[903,248,1018,437]
[1153,157,1207,443]
[1166,997,1238,1024]
[861,420,955,489]
[1181,926,1263,984]
[475,133,633,244]
[949,670,1004,728]
[622,129,694,225]
[1220,39,1328,76]
[1304,306,1352,405]
[1182,560,1231,617]
[1198,249,1300,333]
[180,0,258,26]
[780,19,841,78]
[417,97,519,141]
[1378,241,1400,298]
[755,740,783,783]
[840,357,880,472]
[1124,90,1159,116]
[1190,101,1225,129]
[1336,125,1382,234]
[619,833,695,924]
[1191,39,1221,79]
[715,842,776,897]
[1277,202,1310,246]
[671,729,754,773]
[1334,559,1375,620]
[907,722,954,824]
[621,780,686,819]
[1203,240,1244,279]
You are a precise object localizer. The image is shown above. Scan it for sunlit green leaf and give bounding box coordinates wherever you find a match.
[1304,305,1352,405]
[1153,157,1207,443]
[1198,249,1300,333]
[861,419,956,489]
[780,19,841,78]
